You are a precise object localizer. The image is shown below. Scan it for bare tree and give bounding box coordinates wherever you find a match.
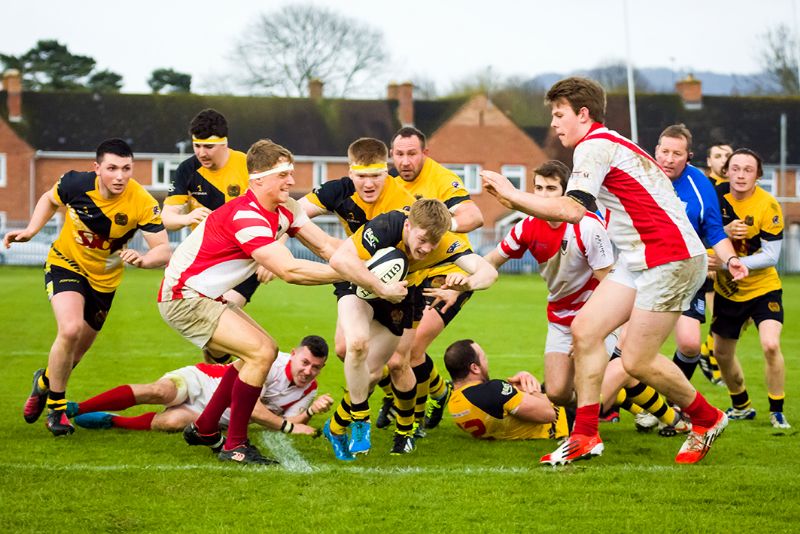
[759,23,799,95]
[232,4,388,97]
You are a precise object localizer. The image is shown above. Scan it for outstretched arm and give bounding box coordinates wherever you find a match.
[481,170,586,223]
[3,190,60,248]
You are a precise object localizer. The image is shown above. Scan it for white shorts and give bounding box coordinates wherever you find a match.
[161,366,231,427]
[607,255,706,312]
[158,297,227,349]
[545,321,620,356]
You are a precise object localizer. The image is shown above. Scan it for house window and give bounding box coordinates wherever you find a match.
[313,161,327,188]
[760,168,776,195]
[151,159,182,190]
[0,211,6,232]
[501,165,526,191]
[443,164,482,194]
[0,153,7,187]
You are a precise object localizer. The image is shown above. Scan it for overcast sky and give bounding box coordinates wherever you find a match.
[2,0,797,95]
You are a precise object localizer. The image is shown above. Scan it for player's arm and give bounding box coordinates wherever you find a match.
[483,249,508,270]
[298,196,329,219]
[482,170,586,223]
[250,401,317,435]
[510,391,559,424]
[442,252,498,292]
[328,238,408,303]
[293,220,343,261]
[285,393,334,425]
[252,241,341,286]
[160,203,211,231]
[451,201,484,233]
[120,230,172,268]
[3,189,60,247]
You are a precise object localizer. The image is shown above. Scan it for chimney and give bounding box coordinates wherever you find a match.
[387,82,399,100]
[397,81,414,126]
[3,69,22,122]
[675,74,702,110]
[308,78,323,101]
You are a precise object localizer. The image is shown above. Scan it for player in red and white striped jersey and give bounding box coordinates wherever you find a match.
[69,336,333,435]
[484,161,615,407]
[482,77,744,465]
[159,139,344,465]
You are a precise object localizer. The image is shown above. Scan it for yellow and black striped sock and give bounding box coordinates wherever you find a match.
[413,356,434,423]
[730,389,751,410]
[38,368,50,391]
[625,383,675,425]
[330,392,353,435]
[378,366,393,397]
[705,334,723,380]
[428,356,446,399]
[768,393,785,413]
[616,389,644,415]
[350,399,370,423]
[47,390,66,413]
[392,384,416,435]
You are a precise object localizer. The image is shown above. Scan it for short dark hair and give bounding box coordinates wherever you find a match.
[546,77,606,124]
[348,137,388,165]
[722,148,763,178]
[658,123,693,153]
[392,126,427,149]
[189,108,228,139]
[533,160,570,193]
[707,141,733,158]
[96,138,133,162]
[443,339,479,381]
[300,335,328,359]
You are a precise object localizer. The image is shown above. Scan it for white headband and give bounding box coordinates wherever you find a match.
[249,162,294,180]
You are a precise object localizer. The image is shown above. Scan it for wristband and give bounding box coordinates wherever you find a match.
[450,218,459,232]
[280,419,294,434]
[725,256,738,268]
[306,407,316,417]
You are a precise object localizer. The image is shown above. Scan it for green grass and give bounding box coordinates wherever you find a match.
[1,266,798,533]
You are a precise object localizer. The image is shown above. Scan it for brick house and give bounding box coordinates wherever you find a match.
[0,71,549,235]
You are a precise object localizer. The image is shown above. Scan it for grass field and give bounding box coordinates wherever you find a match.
[1,266,798,533]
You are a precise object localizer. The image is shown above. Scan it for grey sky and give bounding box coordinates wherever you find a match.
[2,0,796,95]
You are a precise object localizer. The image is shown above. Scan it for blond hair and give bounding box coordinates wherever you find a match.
[246,139,294,173]
[408,198,451,243]
[348,137,388,166]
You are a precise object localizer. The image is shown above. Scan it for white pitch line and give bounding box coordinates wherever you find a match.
[0,462,735,475]
[258,431,316,473]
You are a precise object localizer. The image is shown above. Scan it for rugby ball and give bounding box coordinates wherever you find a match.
[356,247,409,300]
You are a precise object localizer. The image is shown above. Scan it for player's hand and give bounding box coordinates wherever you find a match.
[119,247,144,267]
[707,252,722,270]
[377,280,408,303]
[481,170,516,209]
[727,256,748,281]
[422,287,460,313]
[291,423,318,436]
[725,219,748,240]
[3,229,34,248]
[186,207,212,226]
[310,393,334,415]
[256,265,276,284]
[507,371,541,394]
[440,273,472,292]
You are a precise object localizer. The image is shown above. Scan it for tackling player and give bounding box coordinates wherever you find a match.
[7,139,171,437]
[482,77,746,465]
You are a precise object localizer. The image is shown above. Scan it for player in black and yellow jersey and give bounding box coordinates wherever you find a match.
[322,199,497,459]
[162,109,256,309]
[444,339,568,441]
[697,141,735,385]
[377,127,486,435]
[711,149,790,429]
[4,139,170,436]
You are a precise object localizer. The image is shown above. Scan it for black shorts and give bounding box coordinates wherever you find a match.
[711,289,783,340]
[334,282,424,336]
[422,275,473,327]
[231,273,260,303]
[701,276,715,294]
[45,264,115,331]
[681,286,707,323]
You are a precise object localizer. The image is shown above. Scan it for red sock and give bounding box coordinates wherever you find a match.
[111,412,156,430]
[572,403,600,436]
[79,385,136,414]
[682,391,719,428]
[224,377,262,450]
[195,365,239,434]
